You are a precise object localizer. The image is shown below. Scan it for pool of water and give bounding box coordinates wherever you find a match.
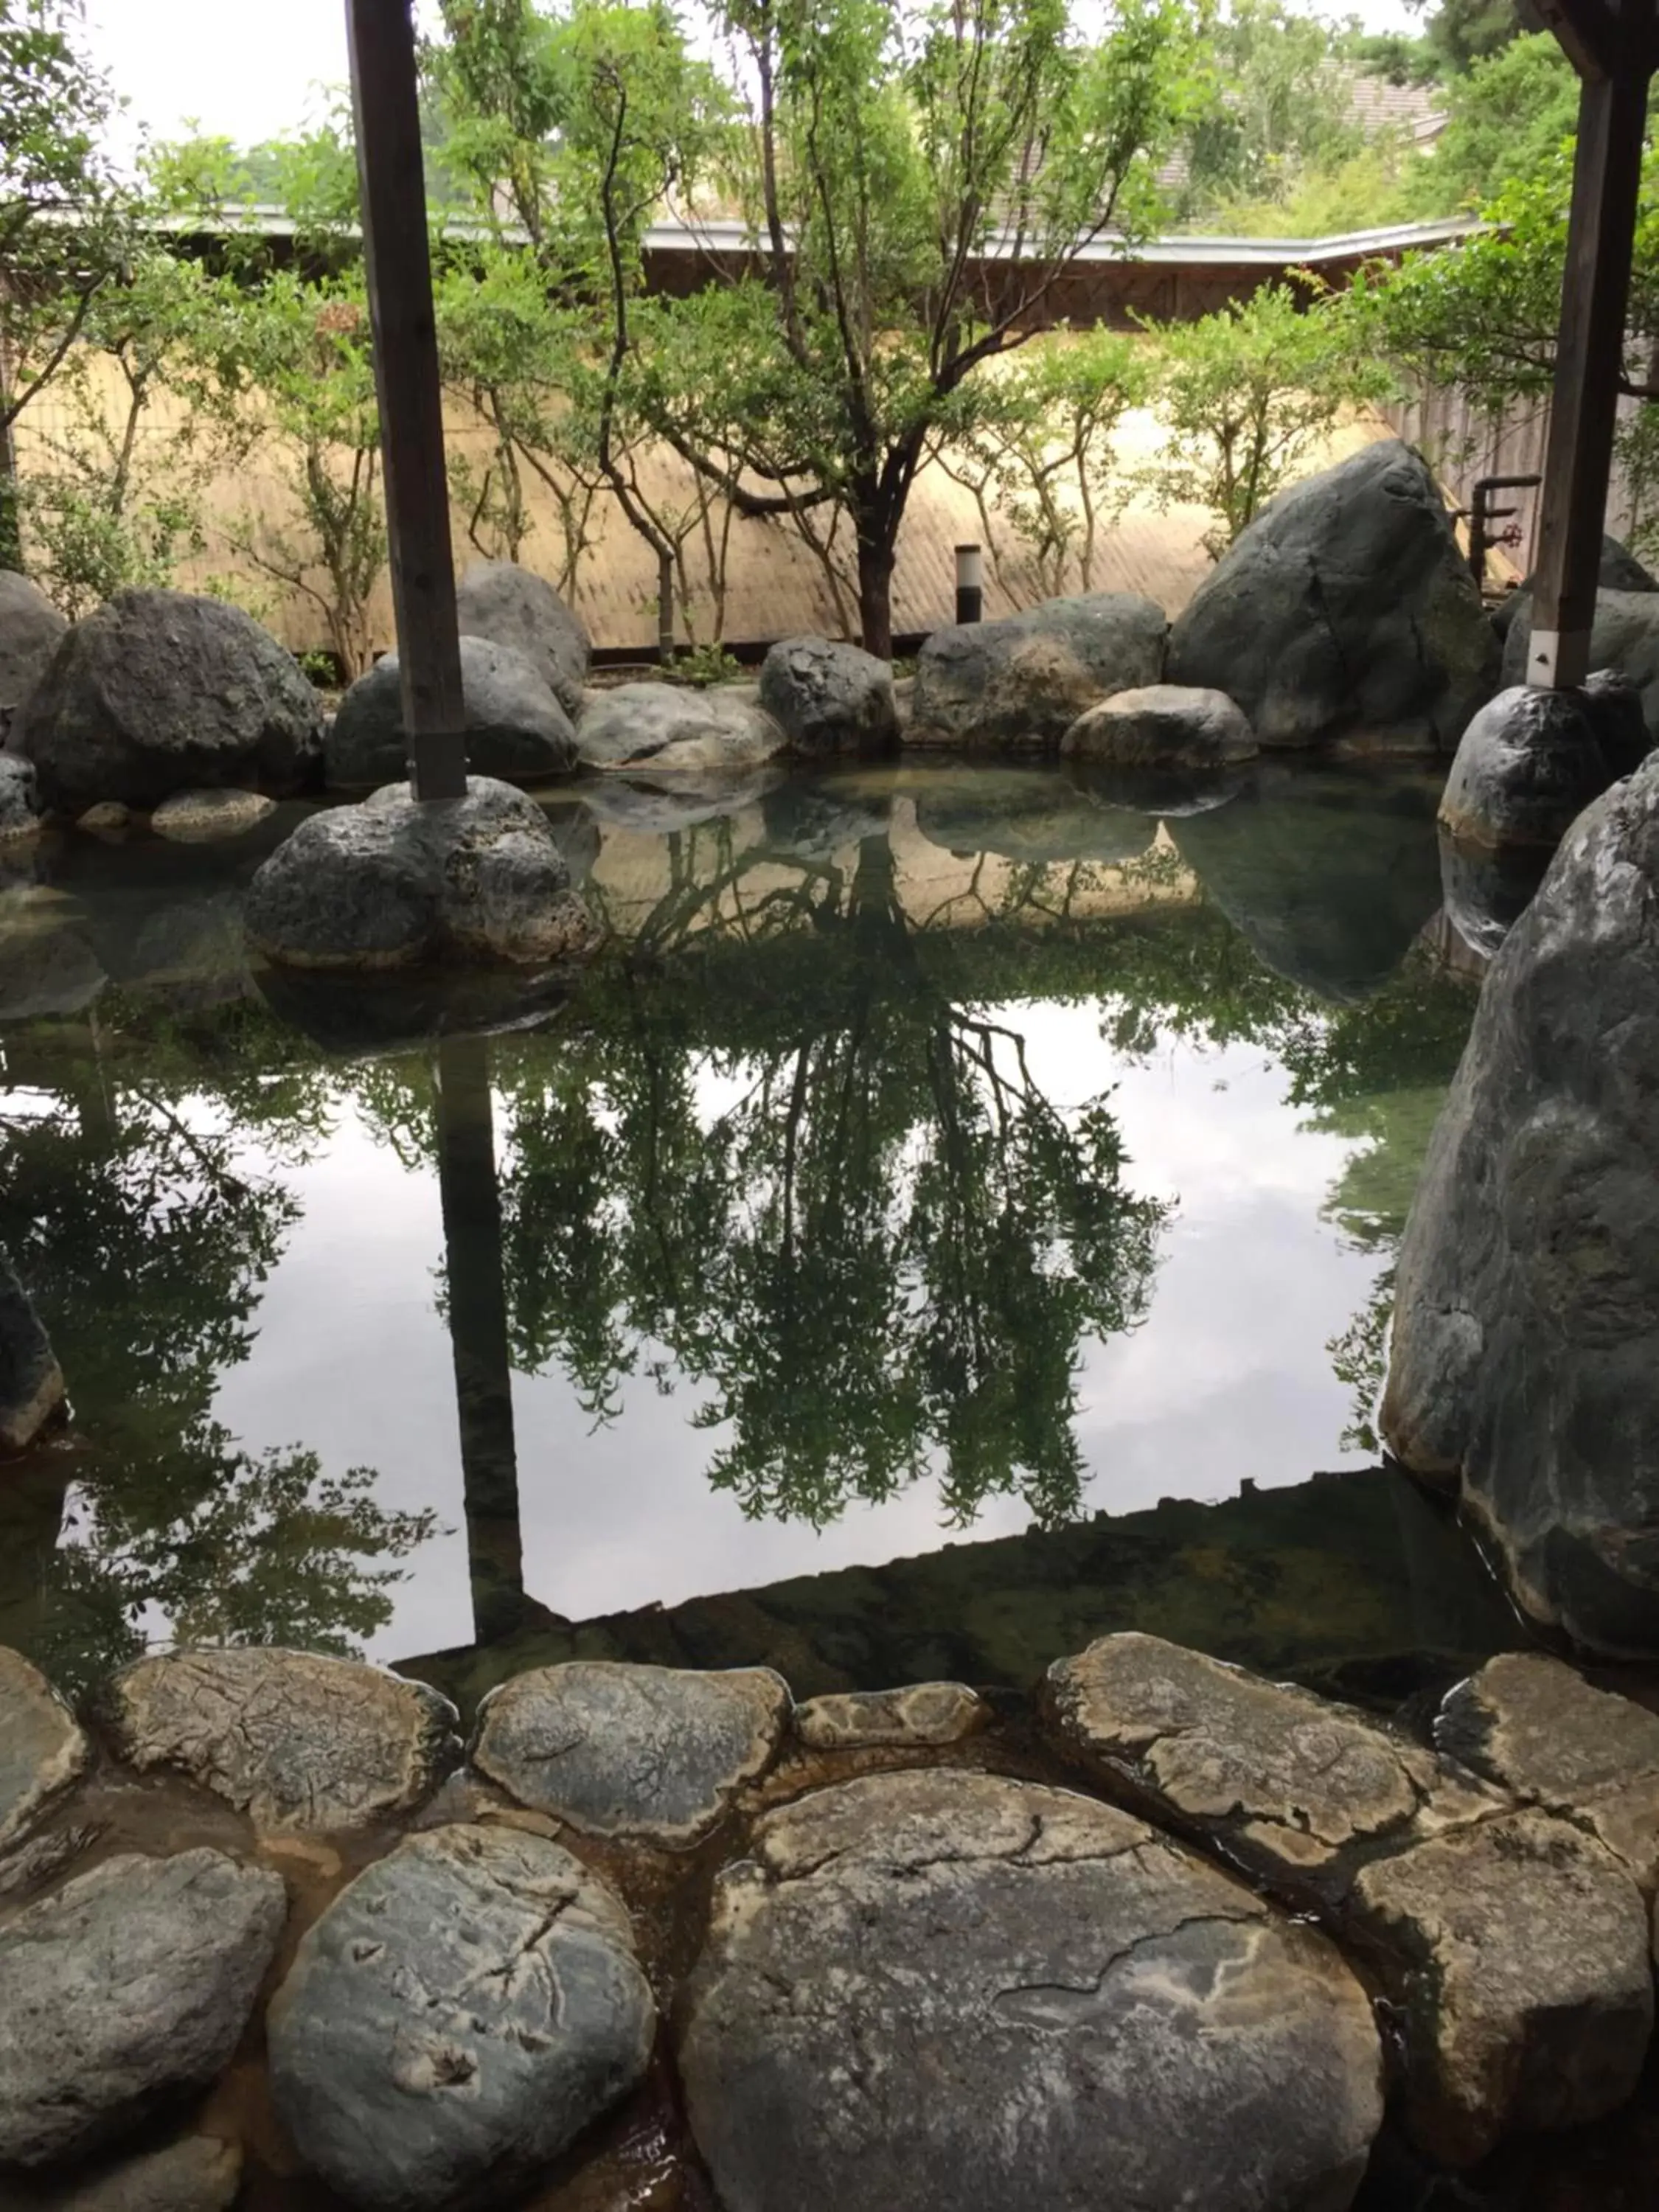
[0,754,1509,1697]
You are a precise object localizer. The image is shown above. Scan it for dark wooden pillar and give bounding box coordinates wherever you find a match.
[345,0,468,799]
[1527,6,1654,690]
[433,1034,528,1644]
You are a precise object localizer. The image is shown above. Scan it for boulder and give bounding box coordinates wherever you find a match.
[678,1767,1383,2212]
[1167,441,1498,753]
[910,592,1166,752]
[1349,1809,1652,2165]
[99,1647,459,1834]
[574,682,785,775]
[149,788,276,843]
[75,801,131,838]
[758,636,899,757]
[244,778,595,972]
[1044,1632,1493,1903]
[10,589,323,814]
[914,766,1164,866]
[455,560,591,720]
[1438,828,1551,961]
[268,1823,654,2212]
[473,1660,790,1846]
[1492,532,1658,641]
[1436,1652,1659,1893]
[794,1681,987,1750]
[0,572,66,714]
[10,2137,243,2212]
[0,1252,66,1453]
[1060,682,1256,768]
[0,1646,88,1855]
[1503,586,1659,742]
[1169,762,1445,1001]
[1046,1633,1653,2166]
[1382,751,1659,1654]
[0,754,44,843]
[1438,685,1613,850]
[0,1848,285,2169]
[326,637,578,792]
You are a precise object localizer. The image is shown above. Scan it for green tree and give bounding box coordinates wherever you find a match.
[1172,0,1363,222]
[1403,31,1576,218]
[432,0,1194,658]
[1139,281,1389,554]
[0,0,133,568]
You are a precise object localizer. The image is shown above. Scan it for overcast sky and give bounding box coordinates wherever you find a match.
[86,0,1424,154]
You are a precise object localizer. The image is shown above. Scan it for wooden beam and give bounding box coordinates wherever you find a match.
[345,0,467,800]
[1531,0,1630,80]
[1526,64,1650,690]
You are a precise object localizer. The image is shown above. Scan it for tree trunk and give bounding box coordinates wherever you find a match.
[855,528,895,660]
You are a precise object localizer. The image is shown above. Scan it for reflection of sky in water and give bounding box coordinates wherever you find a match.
[208,1013,1382,1663]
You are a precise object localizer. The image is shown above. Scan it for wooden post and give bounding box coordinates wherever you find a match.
[345,0,467,799]
[1526,27,1652,690]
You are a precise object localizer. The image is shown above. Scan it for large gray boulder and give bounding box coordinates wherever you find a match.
[8,2135,243,2212]
[10,589,323,813]
[1503,586,1659,742]
[455,560,591,720]
[759,636,899,757]
[0,1848,285,2169]
[0,1251,65,1453]
[1438,685,1614,850]
[1060,681,1256,768]
[1383,750,1659,1655]
[574,681,785,774]
[245,778,595,972]
[326,636,578,791]
[0,1646,88,1856]
[911,592,1167,751]
[1168,441,1498,754]
[0,572,66,714]
[678,1767,1383,2212]
[473,1660,790,1846]
[268,1823,655,2212]
[1492,532,1658,641]
[100,1647,459,1834]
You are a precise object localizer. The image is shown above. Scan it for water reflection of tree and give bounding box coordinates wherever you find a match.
[361,837,1168,1533]
[0,999,436,1689]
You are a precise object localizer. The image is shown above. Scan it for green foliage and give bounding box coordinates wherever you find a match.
[1138,282,1391,554]
[1419,0,1527,77]
[1172,0,1363,223]
[1403,32,1576,218]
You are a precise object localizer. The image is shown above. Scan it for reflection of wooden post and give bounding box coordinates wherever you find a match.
[433,1034,526,1644]
[344,0,467,799]
[1527,7,1654,689]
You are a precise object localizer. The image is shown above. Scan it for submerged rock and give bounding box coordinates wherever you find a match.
[473,1660,790,1846]
[1167,441,1498,754]
[1060,682,1256,768]
[759,636,898,757]
[11,589,323,814]
[1383,751,1659,1654]
[574,682,785,775]
[0,1847,285,2169]
[1436,1652,1659,1893]
[149,787,277,843]
[1439,827,1551,959]
[268,1823,654,2212]
[326,637,579,792]
[910,592,1166,751]
[0,755,45,843]
[793,1681,987,1750]
[100,1647,459,1834]
[455,560,591,720]
[1170,762,1444,1001]
[245,777,595,972]
[0,1253,66,1453]
[0,571,67,716]
[679,1767,1383,2212]
[0,1645,87,1855]
[10,2136,243,2212]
